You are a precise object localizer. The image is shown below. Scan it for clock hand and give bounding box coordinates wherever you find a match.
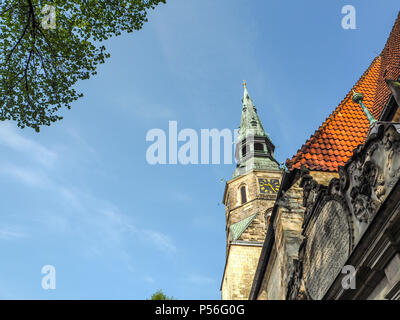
[267,183,276,192]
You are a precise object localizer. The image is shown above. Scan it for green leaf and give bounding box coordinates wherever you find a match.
[0,0,166,131]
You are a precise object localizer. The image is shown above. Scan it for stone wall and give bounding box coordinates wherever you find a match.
[221,244,262,300]
[256,180,305,299]
[301,200,351,299]
[253,170,342,300]
[286,122,400,300]
[225,170,281,235]
[222,169,282,300]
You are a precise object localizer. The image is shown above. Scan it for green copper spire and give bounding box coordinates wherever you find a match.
[233,81,280,178]
[352,90,377,125]
[239,81,269,140]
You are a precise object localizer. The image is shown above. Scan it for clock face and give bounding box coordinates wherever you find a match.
[258,178,280,194]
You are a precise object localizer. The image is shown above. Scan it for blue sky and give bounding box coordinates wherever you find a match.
[0,0,399,299]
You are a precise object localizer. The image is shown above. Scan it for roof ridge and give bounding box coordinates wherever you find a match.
[287,56,380,169]
[325,57,380,123]
[379,11,400,57]
[372,11,400,117]
[286,12,400,172]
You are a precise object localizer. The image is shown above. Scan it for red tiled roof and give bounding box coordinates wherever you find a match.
[373,12,400,118]
[286,12,400,172]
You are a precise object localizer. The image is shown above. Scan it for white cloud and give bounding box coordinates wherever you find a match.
[113,94,175,120]
[185,274,215,286]
[65,127,97,155]
[1,163,50,187]
[0,124,177,268]
[0,124,57,168]
[144,276,155,284]
[50,186,177,260]
[143,230,177,254]
[0,228,27,240]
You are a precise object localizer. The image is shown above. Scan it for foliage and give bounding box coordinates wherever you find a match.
[0,0,165,131]
[150,289,175,300]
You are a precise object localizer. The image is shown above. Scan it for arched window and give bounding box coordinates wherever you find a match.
[240,186,247,204]
[241,145,247,157]
[241,140,248,158]
[254,143,264,152]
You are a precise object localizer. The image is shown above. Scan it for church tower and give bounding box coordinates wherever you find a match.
[221,82,283,300]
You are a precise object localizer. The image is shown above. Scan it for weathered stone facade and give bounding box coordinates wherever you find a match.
[224,170,282,242]
[250,122,400,300]
[255,180,305,300]
[248,171,338,300]
[323,122,400,299]
[221,244,263,300]
[221,169,282,300]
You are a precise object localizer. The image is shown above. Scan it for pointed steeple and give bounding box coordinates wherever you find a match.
[239,82,269,140]
[233,82,280,177]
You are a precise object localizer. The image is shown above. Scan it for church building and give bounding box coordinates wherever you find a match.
[221,11,400,300]
[221,83,283,300]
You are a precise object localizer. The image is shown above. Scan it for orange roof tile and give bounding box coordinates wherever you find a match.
[286,12,400,172]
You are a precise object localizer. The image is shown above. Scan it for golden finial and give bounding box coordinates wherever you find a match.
[243,80,247,88]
